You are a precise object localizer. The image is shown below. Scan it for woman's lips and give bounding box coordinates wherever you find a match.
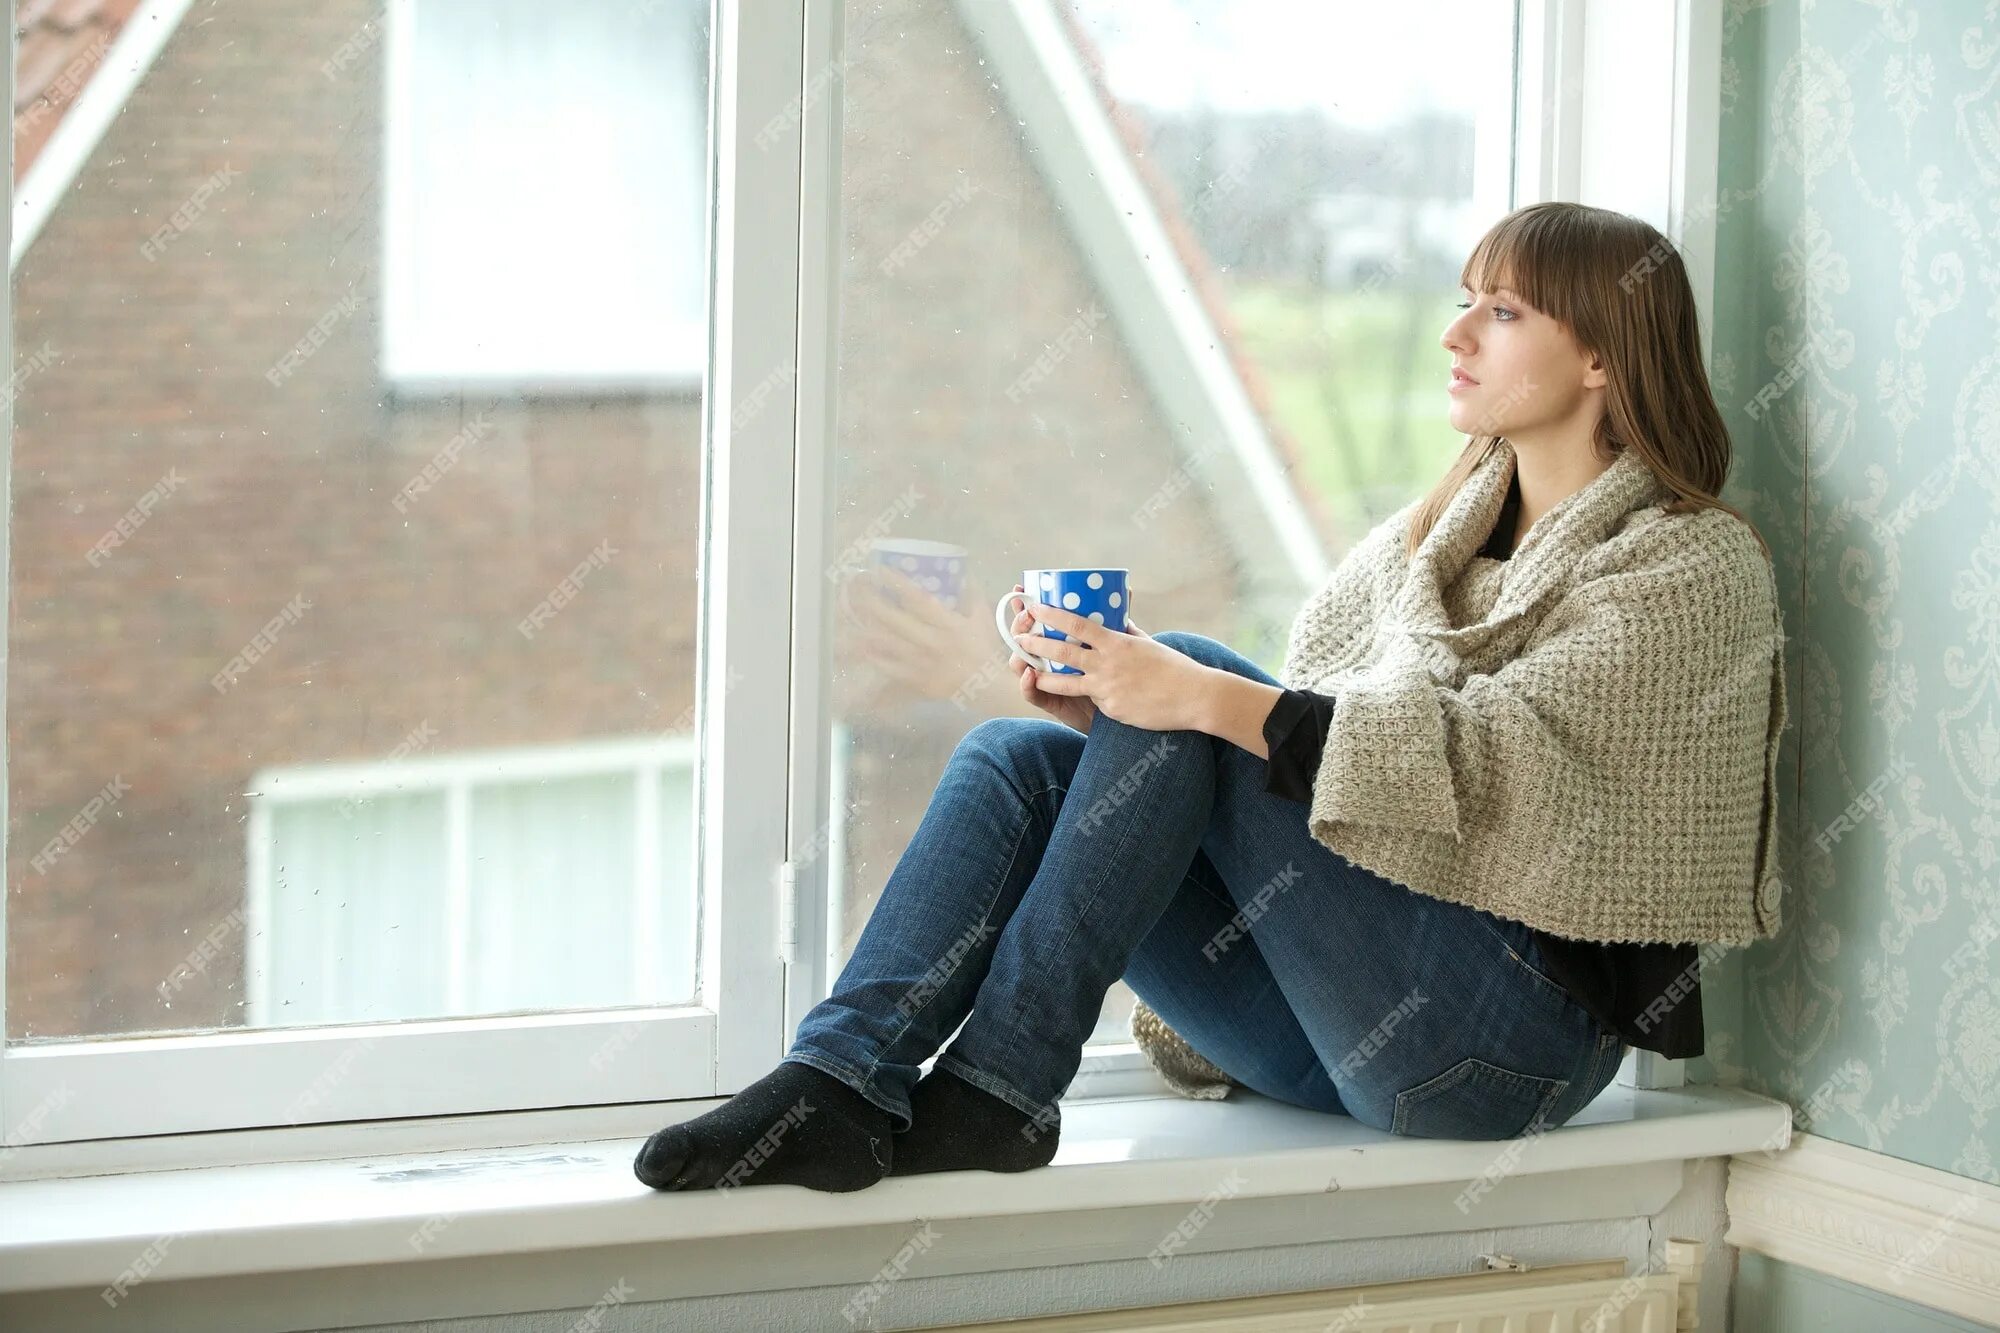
[1449,368,1479,392]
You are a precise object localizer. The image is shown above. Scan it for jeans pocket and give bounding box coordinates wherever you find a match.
[1472,912,1582,1013]
[1390,1056,1570,1140]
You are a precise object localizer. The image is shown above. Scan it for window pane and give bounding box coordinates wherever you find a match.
[8,0,712,1041]
[260,793,452,1026]
[819,0,1514,1048]
[1069,0,1519,535]
[465,772,641,1014]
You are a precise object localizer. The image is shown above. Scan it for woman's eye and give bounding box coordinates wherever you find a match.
[1454,299,1516,320]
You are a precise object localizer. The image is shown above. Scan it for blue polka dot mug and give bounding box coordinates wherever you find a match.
[994,568,1131,675]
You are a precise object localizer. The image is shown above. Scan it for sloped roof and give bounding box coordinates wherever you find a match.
[1051,0,1334,551]
[14,0,144,184]
[954,0,1332,588]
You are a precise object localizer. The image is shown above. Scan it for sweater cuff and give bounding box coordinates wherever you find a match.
[1312,669,1461,838]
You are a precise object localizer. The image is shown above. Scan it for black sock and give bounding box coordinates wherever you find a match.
[887,1064,1061,1177]
[633,1060,893,1193]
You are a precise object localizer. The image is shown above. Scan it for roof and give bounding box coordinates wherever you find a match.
[14,0,145,184]
[955,0,1332,589]
[1052,0,1337,553]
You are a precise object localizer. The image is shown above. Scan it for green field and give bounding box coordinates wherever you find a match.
[1224,278,1471,541]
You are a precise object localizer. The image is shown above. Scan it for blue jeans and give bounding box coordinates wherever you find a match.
[785,631,1625,1141]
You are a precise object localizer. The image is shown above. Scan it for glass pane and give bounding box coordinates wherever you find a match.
[7,0,712,1041]
[819,0,1515,1049]
[260,793,452,1026]
[1070,0,1519,536]
[465,773,639,1014]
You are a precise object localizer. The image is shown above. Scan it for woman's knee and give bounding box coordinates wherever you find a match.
[1150,629,1222,663]
[1152,630,1273,682]
[953,716,1085,803]
[954,715,1083,775]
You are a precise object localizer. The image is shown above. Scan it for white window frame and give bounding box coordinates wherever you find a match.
[0,0,1720,1181]
[0,0,807,1166]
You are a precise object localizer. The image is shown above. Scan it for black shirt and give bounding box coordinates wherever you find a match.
[1257,472,1705,1059]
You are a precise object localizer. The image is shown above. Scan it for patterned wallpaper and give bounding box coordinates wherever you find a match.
[1694,0,2000,1185]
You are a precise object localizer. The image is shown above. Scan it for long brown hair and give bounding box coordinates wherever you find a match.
[1405,201,1769,561]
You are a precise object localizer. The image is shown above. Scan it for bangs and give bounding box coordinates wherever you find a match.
[1457,218,1557,318]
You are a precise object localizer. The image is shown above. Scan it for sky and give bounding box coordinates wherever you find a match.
[1069,0,1517,129]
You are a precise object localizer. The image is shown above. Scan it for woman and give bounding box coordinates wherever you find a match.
[633,201,1789,1194]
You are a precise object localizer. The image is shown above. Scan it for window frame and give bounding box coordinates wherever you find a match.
[0,0,805,1163]
[0,0,1721,1181]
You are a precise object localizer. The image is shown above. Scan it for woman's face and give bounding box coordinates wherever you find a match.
[1438,279,1605,439]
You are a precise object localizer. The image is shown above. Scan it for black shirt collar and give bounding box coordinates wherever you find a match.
[1477,468,1522,560]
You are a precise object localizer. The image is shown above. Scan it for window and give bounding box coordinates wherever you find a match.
[807,0,1518,1052]
[3,0,757,1146]
[6,0,1704,1172]
[246,738,700,1026]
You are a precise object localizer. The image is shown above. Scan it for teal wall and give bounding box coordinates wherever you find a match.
[1694,0,1999,1323]
[1734,1251,1999,1332]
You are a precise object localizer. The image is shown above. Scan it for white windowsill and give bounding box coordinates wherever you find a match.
[0,1082,1789,1329]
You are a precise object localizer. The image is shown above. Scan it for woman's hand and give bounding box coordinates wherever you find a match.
[1011,596,1212,733]
[1006,585,1098,734]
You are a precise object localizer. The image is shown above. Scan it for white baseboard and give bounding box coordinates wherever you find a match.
[1725,1132,2000,1326]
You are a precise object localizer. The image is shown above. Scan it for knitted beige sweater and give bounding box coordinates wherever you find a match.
[1128,440,1790,1099]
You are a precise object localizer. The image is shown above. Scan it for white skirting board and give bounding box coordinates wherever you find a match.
[1725,1132,2000,1326]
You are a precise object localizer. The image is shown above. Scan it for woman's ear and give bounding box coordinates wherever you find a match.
[1582,350,1609,391]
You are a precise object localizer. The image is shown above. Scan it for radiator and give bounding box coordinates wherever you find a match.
[933,1238,1702,1332]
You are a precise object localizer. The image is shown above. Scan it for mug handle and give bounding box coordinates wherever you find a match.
[994,589,1056,671]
